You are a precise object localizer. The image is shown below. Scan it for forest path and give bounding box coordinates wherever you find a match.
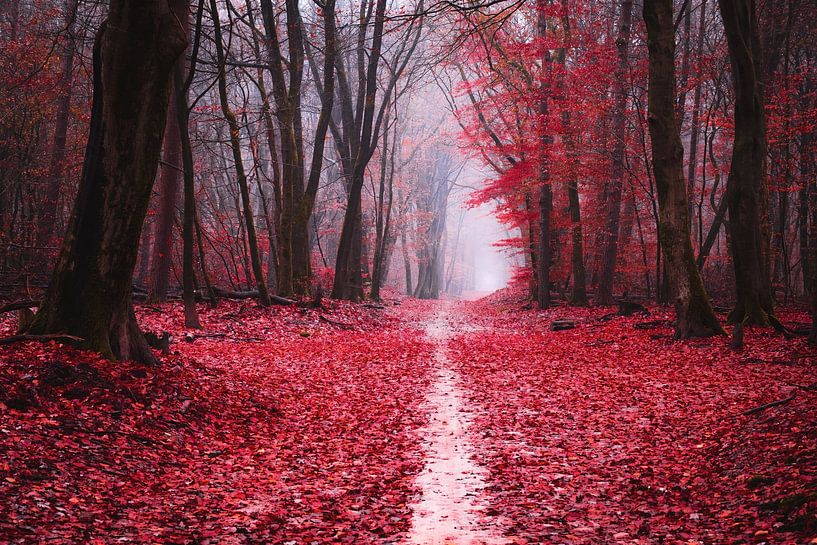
[404,304,509,545]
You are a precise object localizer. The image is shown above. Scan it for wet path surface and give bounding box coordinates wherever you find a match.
[404,308,508,545]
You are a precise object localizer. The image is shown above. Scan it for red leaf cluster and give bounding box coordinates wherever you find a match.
[450,297,817,544]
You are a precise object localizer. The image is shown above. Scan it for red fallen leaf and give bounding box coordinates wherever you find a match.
[0,295,814,543]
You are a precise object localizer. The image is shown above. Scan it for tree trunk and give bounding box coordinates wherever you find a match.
[210,0,271,306]
[717,0,775,325]
[37,0,78,259]
[401,225,413,295]
[596,0,633,306]
[147,89,181,303]
[371,108,394,300]
[686,0,707,238]
[643,0,722,338]
[176,0,202,328]
[535,0,553,310]
[558,5,588,306]
[28,2,187,363]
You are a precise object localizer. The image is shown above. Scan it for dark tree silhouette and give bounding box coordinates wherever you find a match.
[27,1,187,363]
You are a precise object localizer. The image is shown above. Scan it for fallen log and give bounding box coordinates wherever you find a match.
[0,299,41,314]
[184,332,227,342]
[617,299,648,316]
[0,333,84,346]
[634,320,670,330]
[551,319,576,331]
[319,315,354,329]
[212,287,296,305]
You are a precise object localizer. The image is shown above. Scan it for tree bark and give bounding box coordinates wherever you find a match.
[37,0,79,259]
[28,2,187,363]
[596,0,633,306]
[643,0,723,338]
[717,0,775,325]
[147,86,181,303]
[210,0,271,306]
[535,0,553,310]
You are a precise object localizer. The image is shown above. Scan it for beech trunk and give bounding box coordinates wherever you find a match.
[643,0,722,338]
[717,0,775,325]
[28,2,186,363]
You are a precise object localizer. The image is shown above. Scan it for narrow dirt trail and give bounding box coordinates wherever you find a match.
[405,305,509,545]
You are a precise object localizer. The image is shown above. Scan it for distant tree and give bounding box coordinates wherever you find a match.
[595,0,633,306]
[209,0,271,306]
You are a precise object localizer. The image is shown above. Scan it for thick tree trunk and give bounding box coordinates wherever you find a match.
[334,177,368,301]
[717,0,775,325]
[28,2,186,362]
[644,0,722,338]
[596,0,633,306]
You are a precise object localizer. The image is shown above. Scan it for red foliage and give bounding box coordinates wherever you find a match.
[451,297,817,543]
[0,301,434,543]
[0,297,815,543]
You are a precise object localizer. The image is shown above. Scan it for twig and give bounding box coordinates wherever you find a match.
[319,315,353,329]
[785,381,817,392]
[743,395,796,416]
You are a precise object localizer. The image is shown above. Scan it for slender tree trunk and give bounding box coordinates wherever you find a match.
[210,0,271,306]
[28,2,187,362]
[525,193,538,300]
[686,0,707,237]
[535,0,553,310]
[401,225,413,295]
[175,0,202,328]
[244,0,281,294]
[371,108,392,300]
[557,5,587,306]
[800,129,813,296]
[644,0,722,338]
[37,0,78,258]
[717,0,775,325]
[596,0,633,305]
[147,90,181,303]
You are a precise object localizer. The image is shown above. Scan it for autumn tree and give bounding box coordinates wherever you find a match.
[643,0,722,338]
[259,0,337,296]
[595,0,633,306]
[330,0,424,301]
[716,0,776,325]
[27,1,187,363]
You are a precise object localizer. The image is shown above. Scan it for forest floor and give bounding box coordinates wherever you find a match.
[0,291,816,544]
